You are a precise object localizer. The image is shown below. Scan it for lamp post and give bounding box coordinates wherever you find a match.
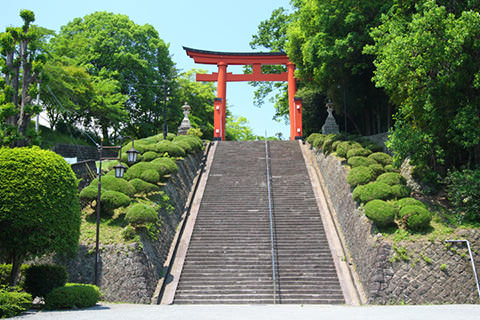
[94,136,138,286]
[163,78,170,140]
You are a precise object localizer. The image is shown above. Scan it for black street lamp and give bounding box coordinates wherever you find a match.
[94,136,138,286]
[163,78,170,140]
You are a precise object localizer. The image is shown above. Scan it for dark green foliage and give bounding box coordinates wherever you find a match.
[332,140,342,151]
[0,288,32,318]
[396,198,426,210]
[446,169,480,222]
[44,283,100,310]
[352,182,392,203]
[369,163,385,177]
[122,225,136,241]
[347,166,375,186]
[322,134,340,154]
[391,184,411,199]
[150,157,178,174]
[346,148,372,159]
[312,134,327,149]
[24,265,67,298]
[384,164,397,172]
[306,133,323,145]
[368,152,393,166]
[364,200,397,227]
[90,176,135,196]
[100,190,131,215]
[399,205,432,231]
[376,172,406,186]
[125,203,158,227]
[173,135,203,152]
[129,178,160,194]
[142,151,158,162]
[0,147,80,285]
[348,156,377,168]
[336,141,362,158]
[0,265,28,287]
[79,185,100,203]
[152,141,186,157]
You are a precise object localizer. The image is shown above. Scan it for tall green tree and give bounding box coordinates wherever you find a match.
[366,0,480,173]
[0,10,51,147]
[50,12,176,138]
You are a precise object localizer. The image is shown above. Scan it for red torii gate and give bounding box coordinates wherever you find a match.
[184,47,302,141]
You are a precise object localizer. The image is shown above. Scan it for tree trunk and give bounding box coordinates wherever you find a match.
[8,253,23,287]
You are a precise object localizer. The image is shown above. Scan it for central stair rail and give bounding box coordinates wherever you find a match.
[264,133,277,304]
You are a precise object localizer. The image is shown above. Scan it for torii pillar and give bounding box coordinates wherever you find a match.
[184,47,303,140]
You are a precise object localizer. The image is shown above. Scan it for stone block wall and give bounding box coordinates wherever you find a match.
[314,149,480,304]
[50,151,203,303]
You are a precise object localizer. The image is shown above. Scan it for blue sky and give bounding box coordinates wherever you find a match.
[1,0,293,138]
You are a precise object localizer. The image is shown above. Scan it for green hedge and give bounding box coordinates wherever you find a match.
[173,135,203,152]
[369,163,385,177]
[364,200,397,227]
[396,197,426,210]
[353,182,392,203]
[376,172,406,186]
[0,288,32,318]
[347,166,375,186]
[90,176,135,197]
[399,205,432,231]
[391,184,411,199]
[100,190,131,215]
[346,147,372,159]
[336,141,362,158]
[125,203,158,227]
[348,156,377,168]
[79,185,101,203]
[150,157,178,174]
[24,264,67,298]
[368,152,393,166]
[45,283,101,310]
[142,151,159,162]
[129,178,160,194]
[152,141,186,157]
[306,133,323,145]
[124,162,169,183]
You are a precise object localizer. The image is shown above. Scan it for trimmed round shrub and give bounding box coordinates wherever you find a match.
[376,172,406,186]
[124,162,169,182]
[122,225,136,241]
[364,200,397,227]
[352,182,392,203]
[121,141,147,155]
[347,166,375,186]
[166,133,176,141]
[24,264,67,298]
[368,152,393,166]
[369,163,385,177]
[332,140,342,151]
[139,169,160,184]
[336,141,362,158]
[399,205,432,231]
[79,185,101,203]
[391,184,411,199]
[90,176,135,196]
[45,283,101,310]
[312,134,327,149]
[125,203,158,227]
[174,140,194,154]
[0,288,32,318]
[129,178,160,194]
[346,147,372,159]
[384,164,398,172]
[348,156,377,168]
[153,141,186,157]
[396,197,426,210]
[100,190,131,215]
[173,135,203,152]
[322,134,340,154]
[306,133,323,145]
[142,151,159,162]
[151,157,178,174]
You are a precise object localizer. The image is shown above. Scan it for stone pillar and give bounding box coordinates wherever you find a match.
[177,102,192,135]
[322,102,340,134]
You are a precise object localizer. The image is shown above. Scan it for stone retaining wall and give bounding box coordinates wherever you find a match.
[314,149,480,304]
[51,151,203,303]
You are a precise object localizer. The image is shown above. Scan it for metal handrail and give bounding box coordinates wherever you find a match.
[264,133,277,304]
[445,239,480,299]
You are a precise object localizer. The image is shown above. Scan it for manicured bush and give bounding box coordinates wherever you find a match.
[151,157,178,174]
[45,283,101,310]
[369,163,385,177]
[125,203,158,227]
[384,164,398,172]
[396,197,426,210]
[100,190,131,215]
[129,178,160,194]
[0,288,32,318]
[122,225,136,241]
[142,151,159,162]
[312,134,327,149]
[24,264,67,298]
[0,147,81,286]
[391,184,411,199]
[121,141,147,155]
[153,141,186,157]
[352,182,392,203]
[399,205,432,231]
[90,176,135,196]
[364,200,397,227]
[322,134,340,154]
[368,152,393,166]
[332,140,342,151]
[124,162,169,183]
[173,135,203,152]
[446,169,480,222]
[348,156,377,168]
[306,133,323,145]
[79,185,101,203]
[376,172,406,186]
[0,264,28,287]
[346,166,375,186]
[346,147,372,159]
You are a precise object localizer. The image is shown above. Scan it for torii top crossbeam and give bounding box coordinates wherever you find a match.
[184,47,302,140]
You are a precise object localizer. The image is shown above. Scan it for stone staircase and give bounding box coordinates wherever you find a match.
[172,141,344,304]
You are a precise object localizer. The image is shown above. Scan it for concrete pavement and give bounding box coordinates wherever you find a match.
[16,304,480,320]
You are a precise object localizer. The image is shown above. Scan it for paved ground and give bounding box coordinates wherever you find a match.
[16,304,480,320]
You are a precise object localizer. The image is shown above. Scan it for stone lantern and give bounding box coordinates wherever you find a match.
[321,101,340,134]
[177,102,192,135]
